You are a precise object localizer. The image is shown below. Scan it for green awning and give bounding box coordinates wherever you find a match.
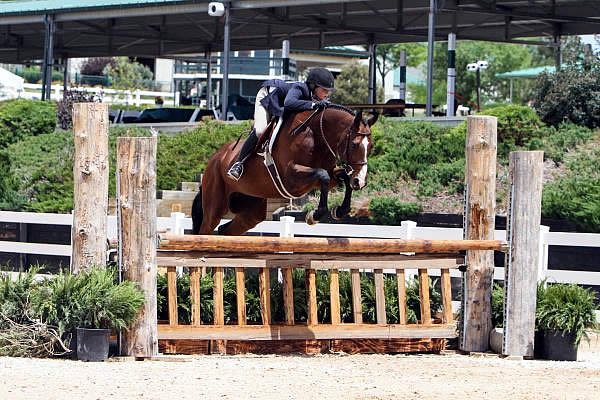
[496,66,555,79]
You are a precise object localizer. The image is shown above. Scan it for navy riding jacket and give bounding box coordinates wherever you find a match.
[260,79,314,118]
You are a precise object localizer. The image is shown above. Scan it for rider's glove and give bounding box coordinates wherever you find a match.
[313,100,330,109]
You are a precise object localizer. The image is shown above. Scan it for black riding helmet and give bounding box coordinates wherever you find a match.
[306,67,335,92]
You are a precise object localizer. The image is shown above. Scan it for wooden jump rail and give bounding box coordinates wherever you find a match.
[67,104,542,358]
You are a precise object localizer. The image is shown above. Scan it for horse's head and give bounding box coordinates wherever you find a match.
[345,110,378,190]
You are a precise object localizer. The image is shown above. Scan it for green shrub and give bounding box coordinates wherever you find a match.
[0,268,40,327]
[491,283,504,328]
[534,62,600,129]
[532,123,597,163]
[157,120,249,190]
[16,67,63,84]
[536,283,597,345]
[542,146,600,232]
[369,120,465,196]
[368,196,422,225]
[453,104,545,159]
[32,267,145,336]
[0,99,56,149]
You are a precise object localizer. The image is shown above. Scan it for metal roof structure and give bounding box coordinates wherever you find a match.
[496,65,556,79]
[1,0,600,63]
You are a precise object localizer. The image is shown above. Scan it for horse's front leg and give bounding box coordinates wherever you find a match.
[286,164,331,225]
[331,169,352,220]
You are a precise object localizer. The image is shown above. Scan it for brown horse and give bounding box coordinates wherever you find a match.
[191,105,378,235]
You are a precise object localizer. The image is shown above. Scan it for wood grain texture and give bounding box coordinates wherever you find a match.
[418,269,432,325]
[306,269,318,325]
[235,267,246,325]
[159,339,210,355]
[396,270,407,325]
[330,269,341,324]
[259,267,271,325]
[190,267,201,327]
[72,103,109,273]
[118,137,158,357]
[283,268,295,325]
[462,115,497,352]
[330,338,447,354]
[213,267,224,325]
[374,269,387,324]
[167,267,178,327]
[157,323,458,340]
[441,268,453,324]
[351,269,363,324]
[220,340,330,355]
[503,151,544,358]
[159,234,507,253]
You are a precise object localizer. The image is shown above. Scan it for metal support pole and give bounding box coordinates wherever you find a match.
[476,68,481,111]
[206,48,213,109]
[220,3,231,121]
[63,58,69,95]
[426,0,437,116]
[368,37,376,104]
[446,33,456,117]
[509,79,513,103]
[41,16,50,101]
[399,50,407,102]
[282,39,290,80]
[44,15,55,101]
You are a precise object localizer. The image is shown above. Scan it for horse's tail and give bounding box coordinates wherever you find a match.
[191,185,203,234]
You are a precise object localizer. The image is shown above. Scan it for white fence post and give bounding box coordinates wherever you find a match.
[401,220,417,279]
[135,89,141,106]
[538,225,550,283]
[171,211,185,276]
[278,216,295,282]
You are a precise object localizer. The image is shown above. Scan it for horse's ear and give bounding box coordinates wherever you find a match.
[367,112,379,127]
[353,110,362,128]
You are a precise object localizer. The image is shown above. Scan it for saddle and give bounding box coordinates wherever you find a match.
[255,117,278,155]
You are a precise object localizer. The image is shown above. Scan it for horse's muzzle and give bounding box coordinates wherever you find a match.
[350,177,362,190]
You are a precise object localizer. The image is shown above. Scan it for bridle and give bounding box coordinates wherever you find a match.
[317,107,370,175]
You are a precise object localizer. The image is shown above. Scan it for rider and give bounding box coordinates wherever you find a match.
[226,67,335,181]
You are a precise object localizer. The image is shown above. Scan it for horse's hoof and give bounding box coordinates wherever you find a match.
[330,206,342,221]
[305,210,318,225]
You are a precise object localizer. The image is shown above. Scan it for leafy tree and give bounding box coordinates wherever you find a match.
[103,57,153,90]
[80,57,115,76]
[409,41,536,107]
[330,61,383,104]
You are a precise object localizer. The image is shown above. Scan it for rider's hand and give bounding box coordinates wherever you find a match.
[313,100,330,109]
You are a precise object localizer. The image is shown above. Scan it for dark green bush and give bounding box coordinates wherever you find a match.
[368,196,422,225]
[542,147,600,232]
[16,67,63,84]
[369,120,465,196]
[0,99,56,149]
[536,283,597,345]
[157,120,249,190]
[531,123,597,163]
[534,62,600,129]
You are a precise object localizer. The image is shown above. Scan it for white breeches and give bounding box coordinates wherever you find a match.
[254,86,276,135]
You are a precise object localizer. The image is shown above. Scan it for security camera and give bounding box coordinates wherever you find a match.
[208,2,225,17]
[477,60,489,70]
[467,63,478,71]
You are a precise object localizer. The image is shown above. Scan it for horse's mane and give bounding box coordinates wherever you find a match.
[326,103,357,117]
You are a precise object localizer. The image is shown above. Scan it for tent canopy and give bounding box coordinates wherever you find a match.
[1,0,600,63]
[496,65,556,79]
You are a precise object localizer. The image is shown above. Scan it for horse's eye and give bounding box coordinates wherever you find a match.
[352,142,358,149]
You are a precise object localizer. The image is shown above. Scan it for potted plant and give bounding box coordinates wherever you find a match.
[33,267,145,361]
[536,283,597,361]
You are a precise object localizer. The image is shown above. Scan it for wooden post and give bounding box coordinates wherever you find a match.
[167,266,178,326]
[190,268,201,326]
[418,269,431,325]
[441,269,453,324]
[283,268,295,325]
[461,115,497,352]
[307,269,318,325]
[72,103,109,273]
[236,267,247,325]
[503,151,544,358]
[396,270,407,324]
[118,137,158,357]
[374,269,386,324]
[351,269,362,323]
[330,269,341,324]
[259,268,271,325]
[214,267,224,325]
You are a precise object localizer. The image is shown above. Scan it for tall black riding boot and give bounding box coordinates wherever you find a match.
[227,128,258,181]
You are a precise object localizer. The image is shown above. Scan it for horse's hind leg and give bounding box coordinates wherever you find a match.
[218,196,267,236]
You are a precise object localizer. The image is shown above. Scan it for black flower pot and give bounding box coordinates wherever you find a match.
[542,330,578,361]
[76,327,110,362]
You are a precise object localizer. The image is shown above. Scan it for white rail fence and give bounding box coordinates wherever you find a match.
[21,83,179,106]
[1,211,600,291]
